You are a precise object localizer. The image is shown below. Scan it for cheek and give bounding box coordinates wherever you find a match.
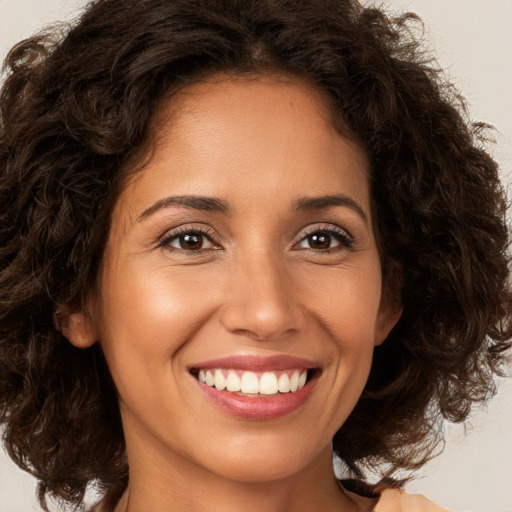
[303,265,382,403]
[302,263,383,342]
[95,262,221,381]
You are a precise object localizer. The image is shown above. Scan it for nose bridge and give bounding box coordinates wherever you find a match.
[220,245,302,340]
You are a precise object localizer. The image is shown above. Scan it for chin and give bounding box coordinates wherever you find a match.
[193,432,330,484]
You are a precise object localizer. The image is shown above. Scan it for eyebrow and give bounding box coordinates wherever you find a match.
[293,194,368,224]
[137,195,230,221]
[137,193,367,224]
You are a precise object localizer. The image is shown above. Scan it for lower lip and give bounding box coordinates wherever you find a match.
[194,373,318,420]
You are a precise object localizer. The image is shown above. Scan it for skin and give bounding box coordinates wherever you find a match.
[64,75,401,512]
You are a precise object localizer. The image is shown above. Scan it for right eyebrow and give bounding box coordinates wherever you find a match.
[293,194,368,225]
[136,195,230,222]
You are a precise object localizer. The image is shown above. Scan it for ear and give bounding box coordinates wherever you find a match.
[374,263,403,346]
[54,297,98,348]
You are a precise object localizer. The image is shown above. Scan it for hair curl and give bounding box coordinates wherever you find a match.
[0,0,510,509]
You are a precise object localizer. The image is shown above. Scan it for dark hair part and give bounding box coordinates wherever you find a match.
[0,0,510,509]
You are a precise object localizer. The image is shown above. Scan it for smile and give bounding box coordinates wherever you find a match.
[196,368,308,396]
[189,356,320,420]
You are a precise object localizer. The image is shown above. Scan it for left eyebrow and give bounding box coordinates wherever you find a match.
[293,194,368,225]
[137,195,230,222]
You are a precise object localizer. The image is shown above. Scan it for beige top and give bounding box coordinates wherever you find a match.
[344,487,449,512]
[94,488,449,512]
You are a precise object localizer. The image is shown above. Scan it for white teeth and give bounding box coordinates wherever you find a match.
[226,370,241,392]
[213,369,226,391]
[277,373,291,393]
[298,370,307,389]
[197,368,310,395]
[290,370,300,392]
[259,372,278,395]
[240,371,259,394]
[205,370,214,387]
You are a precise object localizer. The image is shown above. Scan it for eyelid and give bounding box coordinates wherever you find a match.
[299,223,352,239]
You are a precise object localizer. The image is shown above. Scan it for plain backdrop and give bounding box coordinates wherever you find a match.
[0,1,511,511]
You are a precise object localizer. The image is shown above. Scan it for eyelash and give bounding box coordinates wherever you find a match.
[157,223,354,254]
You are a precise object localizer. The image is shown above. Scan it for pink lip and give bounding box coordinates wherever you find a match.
[189,355,320,420]
[189,355,318,372]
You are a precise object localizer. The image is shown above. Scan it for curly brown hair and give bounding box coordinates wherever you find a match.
[0,0,510,510]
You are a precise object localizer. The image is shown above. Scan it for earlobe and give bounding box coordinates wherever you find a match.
[54,298,98,348]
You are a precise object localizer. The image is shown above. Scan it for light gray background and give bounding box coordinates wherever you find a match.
[0,1,511,511]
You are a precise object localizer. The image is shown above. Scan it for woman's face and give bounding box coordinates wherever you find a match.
[78,76,400,483]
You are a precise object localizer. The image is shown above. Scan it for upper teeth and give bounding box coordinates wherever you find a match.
[197,369,308,395]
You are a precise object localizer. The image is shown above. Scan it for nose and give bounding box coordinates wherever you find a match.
[219,250,304,341]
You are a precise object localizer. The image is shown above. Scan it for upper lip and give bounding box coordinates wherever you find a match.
[189,355,319,372]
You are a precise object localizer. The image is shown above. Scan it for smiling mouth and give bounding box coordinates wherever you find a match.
[190,368,315,397]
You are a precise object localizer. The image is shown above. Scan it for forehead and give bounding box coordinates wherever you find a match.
[157,73,359,147]
[117,75,371,221]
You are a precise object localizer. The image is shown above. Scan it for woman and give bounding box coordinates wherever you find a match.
[0,1,510,511]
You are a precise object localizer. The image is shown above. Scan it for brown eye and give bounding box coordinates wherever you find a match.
[165,231,216,251]
[179,234,203,250]
[297,230,342,250]
[306,233,333,250]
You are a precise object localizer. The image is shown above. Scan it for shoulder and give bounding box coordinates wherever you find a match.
[374,488,449,512]
[340,480,449,512]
